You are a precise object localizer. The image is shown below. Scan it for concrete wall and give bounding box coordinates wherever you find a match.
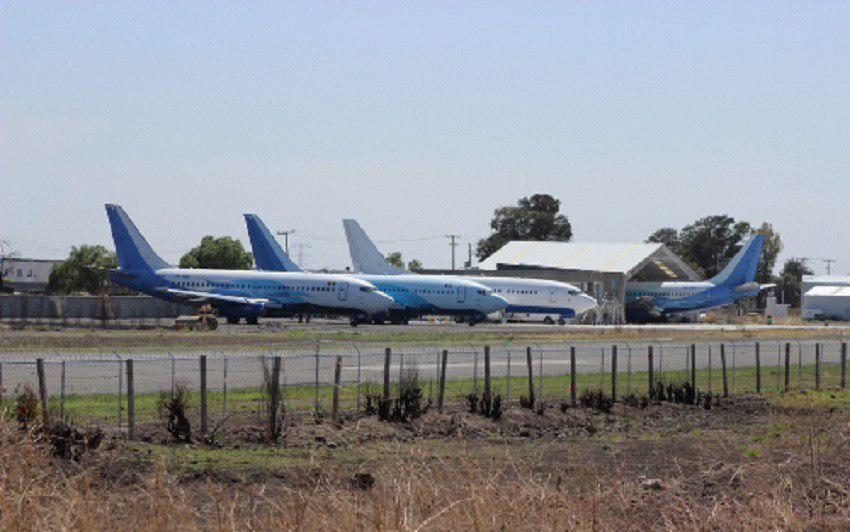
[0,295,193,320]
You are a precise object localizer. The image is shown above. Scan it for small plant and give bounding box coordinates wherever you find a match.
[488,395,502,421]
[579,389,614,413]
[15,384,38,428]
[158,382,191,443]
[621,393,649,409]
[534,400,547,416]
[559,400,572,413]
[466,393,479,413]
[369,367,430,423]
[519,395,535,409]
[42,421,103,461]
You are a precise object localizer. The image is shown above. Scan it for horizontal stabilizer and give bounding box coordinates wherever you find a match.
[162,288,269,306]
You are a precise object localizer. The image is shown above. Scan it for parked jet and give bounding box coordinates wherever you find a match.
[341,219,598,324]
[244,214,508,325]
[625,234,775,322]
[105,205,394,326]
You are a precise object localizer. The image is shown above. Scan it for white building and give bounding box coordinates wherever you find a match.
[1,258,62,293]
[801,275,850,320]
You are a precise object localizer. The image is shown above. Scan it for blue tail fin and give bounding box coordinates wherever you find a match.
[243,214,302,272]
[708,234,764,287]
[105,204,170,271]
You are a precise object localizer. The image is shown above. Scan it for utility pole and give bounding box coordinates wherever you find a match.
[445,234,460,270]
[463,243,473,269]
[275,229,296,254]
[294,243,312,269]
[824,258,835,275]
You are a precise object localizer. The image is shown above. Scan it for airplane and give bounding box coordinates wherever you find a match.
[341,219,598,325]
[105,205,394,326]
[625,233,775,322]
[244,214,508,325]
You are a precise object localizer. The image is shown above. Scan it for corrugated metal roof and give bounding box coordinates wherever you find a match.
[478,241,666,274]
[802,275,850,286]
[805,285,850,297]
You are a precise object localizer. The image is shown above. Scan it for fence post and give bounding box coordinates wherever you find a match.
[199,355,207,435]
[690,344,696,392]
[314,339,321,412]
[126,359,135,440]
[538,347,544,402]
[36,359,48,424]
[784,343,791,392]
[707,345,713,393]
[438,349,448,412]
[222,356,228,423]
[473,348,478,394]
[720,343,728,398]
[383,347,392,402]
[506,347,511,405]
[526,347,535,406]
[356,351,362,415]
[755,342,761,394]
[841,343,847,390]
[483,346,491,400]
[570,346,577,407]
[332,355,342,423]
[611,345,618,402]
[269,356,281,438]
[815,343,821,390]
[647,346,654,398]
[60,360,66,421]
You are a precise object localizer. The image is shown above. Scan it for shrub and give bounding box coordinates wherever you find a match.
[157,383,191,443]
[42,421,103,461]
[579,389,614,413]
[621,393,649,409]
[519,396,535,409]
[15,384,38,427]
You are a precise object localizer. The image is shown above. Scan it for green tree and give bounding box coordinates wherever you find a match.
[777,258,813,308]
[646,227,680,251]
[674,215,752,279]
[476,194,573,261]
[47,245,117,294]
[407,259,422,271]
[179,236,253,270]
[385,252,405,269]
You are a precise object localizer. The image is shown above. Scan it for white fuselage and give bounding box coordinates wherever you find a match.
[456,276,598,322]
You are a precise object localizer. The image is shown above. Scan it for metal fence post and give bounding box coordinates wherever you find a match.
[314,339,321,412]
[198,355,207,435]
[383,348,392,402]
[690,344,696,392]
[170,352,175,400]
[438,349,448,412]
[332,355,342,423]
[60,361,66,421]
[815,343,821,390]
[707,345,712,394]
[570,346,577,407]
[626,345,632,393]
[611,345,618,402]
[356,351,362,415]
[0,361,4,409]
[720,343,728,398]
[117,357,123,434]
[784,343,790,392]
[755,342,761,394]
[126,359,135,440]
[841,343,847,390]
[269,356,281,438]
[647,346,654,398]
[222,356,228,423]
[473,348,478,394]
[538,346,543,401]
[506,347,511,405]
[483,346,491,400]
[526,347,535,406]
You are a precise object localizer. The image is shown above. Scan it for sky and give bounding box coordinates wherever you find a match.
[2,2,849,274]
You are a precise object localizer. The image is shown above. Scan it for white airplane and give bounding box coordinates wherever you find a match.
[342,219,598,325]
[105,205,394,326]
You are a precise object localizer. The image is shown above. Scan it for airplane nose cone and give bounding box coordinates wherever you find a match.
[578,294,597,313]
[369,291,394,313]
[486,294,509,313]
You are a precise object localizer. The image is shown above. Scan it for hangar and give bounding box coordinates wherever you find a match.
[428,241,700,324]
[801,275,850,320]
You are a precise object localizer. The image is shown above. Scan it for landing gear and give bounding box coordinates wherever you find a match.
[468,319,477,327]
[246,316,259,325]
[349,319,360,327]
[557,318,566,326]
[226,316,240,325]
[543,316,554,325]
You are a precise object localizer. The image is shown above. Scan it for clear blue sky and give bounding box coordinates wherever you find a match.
[2,2,849,274]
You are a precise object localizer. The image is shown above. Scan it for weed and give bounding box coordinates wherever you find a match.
[579,389,614,413]
[621,393,649,409]
[519,395,535,409]
[41,420,103,461]
[157,382,191,443]
[15,384,38,428]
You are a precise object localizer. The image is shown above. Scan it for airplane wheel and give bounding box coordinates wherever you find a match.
[557,318,566,326]
[543,316,554,325]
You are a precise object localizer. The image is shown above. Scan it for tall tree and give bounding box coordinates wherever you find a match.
[476,194,572,261]
[777,258,813,308]
[47,245,117,294]
[646,228,680,251]
[385,252,405,269]
[179,236,253,270]
[407,259,423,271]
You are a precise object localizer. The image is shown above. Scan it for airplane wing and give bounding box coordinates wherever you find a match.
[160,288,269,306]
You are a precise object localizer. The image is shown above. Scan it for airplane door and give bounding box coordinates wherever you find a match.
[338,284,348,302]
[549,288,557,303]
[456,286,466,303]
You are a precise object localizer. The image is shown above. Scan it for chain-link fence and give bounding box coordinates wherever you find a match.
[1,339,847,438]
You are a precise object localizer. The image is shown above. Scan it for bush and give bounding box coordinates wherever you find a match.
[519,396,535,409]
[368,368,430,423]
[15,384,38,428]
[621,393,649,409]
[42,421,103,461]
[158,383,191,443]
[579,389,614,413]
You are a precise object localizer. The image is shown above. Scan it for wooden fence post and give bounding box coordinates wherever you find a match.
[126,359,135,440]
[570,346,577,407]
[841,343,847,390]
[815,343,821,390]
[720,343,729,398]
[438,349,448,412]
[269,356,281,437]
[611,345,618,402]
[332,355,342,422]
[483,346,491,400]
[690,344,696,392]
[526,347,535,406]
[383,348,392,401]
[199,355,208,435]
[36,358,48,424]
[755,342,761,394]
[784,343,791,392]
[647,346,654,398]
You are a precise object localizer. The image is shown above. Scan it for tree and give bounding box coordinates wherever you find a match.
[407,259,422,271]
[476,194,573,261]
[179,236,253,270]
[385,252,405,269]
[777,258,813,308]
[47,245,117,294]
[646,228,680,250]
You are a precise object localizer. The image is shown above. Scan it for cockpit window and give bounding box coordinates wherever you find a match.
[359,286,377,292]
